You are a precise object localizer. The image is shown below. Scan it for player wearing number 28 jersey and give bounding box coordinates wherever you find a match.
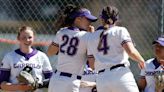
[47,4,97,92]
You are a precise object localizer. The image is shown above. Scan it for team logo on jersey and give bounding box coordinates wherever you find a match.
[145,70,164,76]
[13,63,41,69]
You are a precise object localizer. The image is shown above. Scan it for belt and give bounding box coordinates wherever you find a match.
[98,64,125,73]
[54,70,81,80]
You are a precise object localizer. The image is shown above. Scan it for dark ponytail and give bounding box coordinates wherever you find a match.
[101,6,119,29]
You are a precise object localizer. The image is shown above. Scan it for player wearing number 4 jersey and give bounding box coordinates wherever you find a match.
[87,5,145,92]
[47,4,97,92]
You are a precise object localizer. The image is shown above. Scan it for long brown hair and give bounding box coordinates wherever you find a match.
[54,4,81,30]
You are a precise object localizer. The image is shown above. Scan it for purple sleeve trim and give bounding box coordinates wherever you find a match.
[0,68,10,84]
[121,40,132,46]
[43,71,53,79]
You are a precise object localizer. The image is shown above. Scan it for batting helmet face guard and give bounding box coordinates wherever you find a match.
[70,8,97,22]
[153,36,164,47]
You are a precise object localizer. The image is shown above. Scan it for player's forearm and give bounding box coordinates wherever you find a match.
[123,42,144,63]
[128,49,145,63]
[0,82,32,91]
[123,42,145,69]
[80,81,96,87]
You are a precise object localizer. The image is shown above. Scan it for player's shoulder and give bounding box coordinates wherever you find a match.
[56,27,68,34]
[90,26,104,37]
[96,26,128,33]
[59,27,68,31]
[2,50,18,61]
[145,58,155,64]
[35,50,50,61]
[96,26,104,32]
[60,27,87,35]
[111,26,128,32]
[113,26,127,29]
[145,58,156,69]
[77,30,88,37]
[5,50,17,57]
[36,50,47,57]
[111,26,130,38]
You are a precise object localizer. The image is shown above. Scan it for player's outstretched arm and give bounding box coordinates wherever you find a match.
[47,42,59,57]
[122,42,145,69]
[0,81,33,91]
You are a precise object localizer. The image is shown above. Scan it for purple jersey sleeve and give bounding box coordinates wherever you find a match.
[0,54,11,85]
[119,27,132,45]
[43,71,53,79]
[41,53,53,79]
[0,68,10,84]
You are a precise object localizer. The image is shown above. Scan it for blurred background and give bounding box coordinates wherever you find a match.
[0,0,163,89]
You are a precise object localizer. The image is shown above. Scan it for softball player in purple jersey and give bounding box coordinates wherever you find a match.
[0,26,53,92]
[47,4,97,92]
[87,5,145,92]
[138,36,164,92]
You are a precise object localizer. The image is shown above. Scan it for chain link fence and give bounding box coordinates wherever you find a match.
[0,0,163,81]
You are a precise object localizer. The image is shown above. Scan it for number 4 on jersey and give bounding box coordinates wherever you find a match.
[97,34,110,55]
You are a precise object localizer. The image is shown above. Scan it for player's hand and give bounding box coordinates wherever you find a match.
[80,81,96,88]
[159,59,164,66]
[138,61,145,69]
[87,25,95,32]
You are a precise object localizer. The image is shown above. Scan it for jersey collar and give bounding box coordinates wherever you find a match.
[152,58,160,69]
[96,25,114,30]
[15,48,38,60]
[68,27,86,31]
[96,26,104,30]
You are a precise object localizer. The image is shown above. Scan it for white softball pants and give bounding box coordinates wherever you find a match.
[48,71,81,92]
[96,67,139,92]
